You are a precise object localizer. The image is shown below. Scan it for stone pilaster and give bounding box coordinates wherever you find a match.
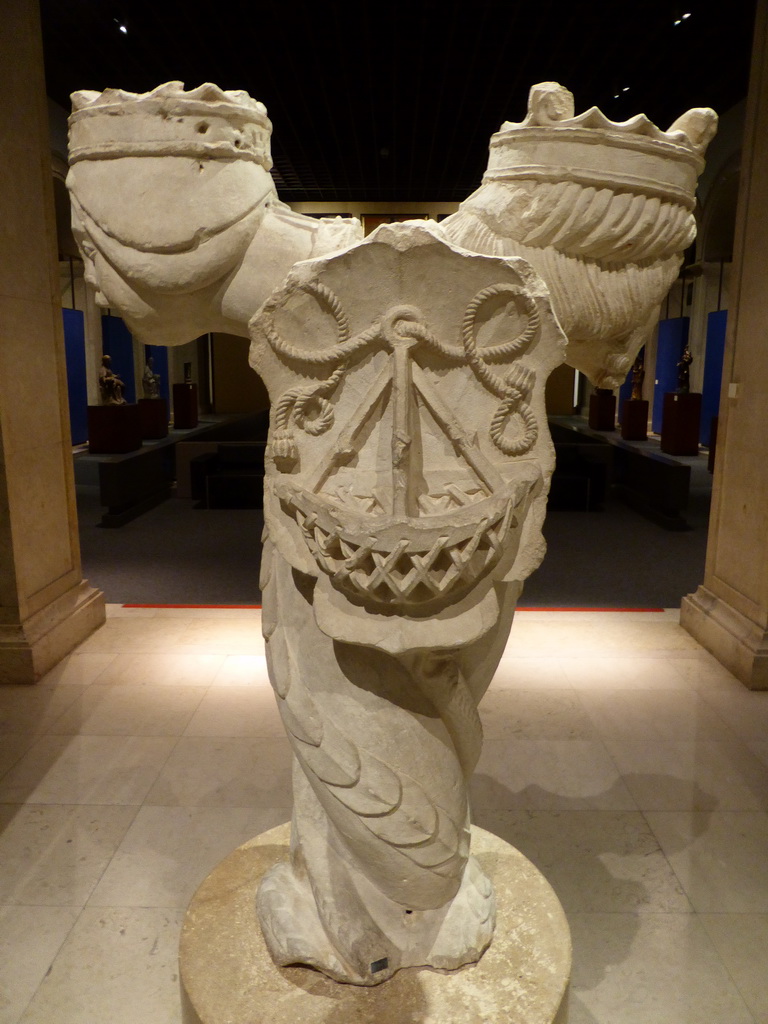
[0,0,105,683]
[681,1,768,690]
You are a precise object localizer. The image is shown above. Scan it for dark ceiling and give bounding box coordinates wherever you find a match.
[40,1,757,203]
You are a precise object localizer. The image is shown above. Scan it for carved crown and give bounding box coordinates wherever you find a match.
[68,81,273,169]
[485,82,717,209]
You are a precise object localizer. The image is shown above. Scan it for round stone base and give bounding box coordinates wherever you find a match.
[180,823,571,1024]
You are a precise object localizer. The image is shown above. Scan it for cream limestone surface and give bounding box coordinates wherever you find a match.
[680,5,768,690]
[66,83,363,347]
[64,78,716,992]
[179,823,571,1024]
[442,82,717,387]
[0,0,104,685]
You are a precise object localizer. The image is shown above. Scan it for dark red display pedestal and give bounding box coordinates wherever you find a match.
[588,391,616,431]
[661,392,701,456]
[138,398,169,440]
[87,404,142,454]
[621,399,649,441]
[173,383,199,429]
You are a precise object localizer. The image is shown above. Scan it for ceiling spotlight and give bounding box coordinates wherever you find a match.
[119,24,128,33]
[622,86,630,92]
[674,17,682,24]
[682,11,692,18]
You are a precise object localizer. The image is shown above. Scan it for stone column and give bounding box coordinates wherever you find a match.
[0,0,105,683]
[681,1,768,690]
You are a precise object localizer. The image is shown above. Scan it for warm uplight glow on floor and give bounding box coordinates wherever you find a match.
[0,605,766,1023]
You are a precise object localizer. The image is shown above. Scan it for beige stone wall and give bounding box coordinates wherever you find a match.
[0,0,104,682]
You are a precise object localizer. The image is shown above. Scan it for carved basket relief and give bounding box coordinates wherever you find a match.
[250,223,566,621]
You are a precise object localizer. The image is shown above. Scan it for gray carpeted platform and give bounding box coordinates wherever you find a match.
[77,462,710,608]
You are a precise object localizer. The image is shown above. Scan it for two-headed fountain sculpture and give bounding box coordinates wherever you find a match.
[67,79,715,1016]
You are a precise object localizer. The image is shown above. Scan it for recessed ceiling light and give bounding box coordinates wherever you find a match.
[119,24,128,33]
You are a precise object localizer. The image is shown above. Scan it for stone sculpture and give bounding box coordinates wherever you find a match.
[631,355,645,400]
[142,356,161,399]
[250,222,565,982]
[98,354,125,405]
[67,79,715,989]
[442,82,717,388]
[677,345,693,393]
[66,82,362,347]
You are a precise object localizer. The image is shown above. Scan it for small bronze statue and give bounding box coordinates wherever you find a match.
[142,356,161,399]
[631,356,645,400]
[98,354,126,405]
[677,346,693,394]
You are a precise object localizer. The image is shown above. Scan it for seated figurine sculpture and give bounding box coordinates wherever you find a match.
[67,80,715,985]
[98,353,126,405]
[142,356,161,399]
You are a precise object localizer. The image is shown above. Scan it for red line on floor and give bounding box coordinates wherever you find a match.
[122,603,263,609]
[517,607,665,612]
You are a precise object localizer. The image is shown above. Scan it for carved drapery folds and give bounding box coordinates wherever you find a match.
[442,82,717,387]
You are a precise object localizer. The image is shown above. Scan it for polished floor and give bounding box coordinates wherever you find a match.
[1,605,767,1023]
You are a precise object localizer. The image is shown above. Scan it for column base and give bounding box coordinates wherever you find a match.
[180,823,571,1024]
[681,585,768,690]
[0,581,106,684]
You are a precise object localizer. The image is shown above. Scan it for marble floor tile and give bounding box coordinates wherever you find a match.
[490,655,572,689]
[0,735,177,805]
[668,654,748,691]
[646,810,768,912]
[699,913,768,1024]
[479,689,597,739]
[144,736,293,807]
[476,809,691,914]
[0,685,88,735]
[18,907,185,1024]
[47,685,207,736]
[576,690,732,741]
[747,739,768,768]
[0,734,37,779]
[0,803,137,905]
[567,912,755,1024]
[0,905,80,1022]
[37,652,118,686]
[151,605,263,620]
[563,655,692,690]
[173,617,264,653]
[87,652,226,687]
[698,689,768,739]
[210,653,269,686]
[470,739,638,811]
[183,685,283,737]
[88,804,290,909]
[74,618,189,654]
[603,737,768,811]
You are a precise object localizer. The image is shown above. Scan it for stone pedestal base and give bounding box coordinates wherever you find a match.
[138,398,169,439]
[621,398,649,440]
[173,383,199,429]
[0,581,106,684]
[661,392,701,455]
[681,585,768,690]
[588,390,616,431]
[87,404,142,454]
[180,823,571,1024]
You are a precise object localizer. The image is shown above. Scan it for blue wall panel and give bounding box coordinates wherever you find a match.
[144,344,170,403]
[62,308,88,445]
[700,310,727,447]
[102,314,136,404]
[652,318,689,433]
